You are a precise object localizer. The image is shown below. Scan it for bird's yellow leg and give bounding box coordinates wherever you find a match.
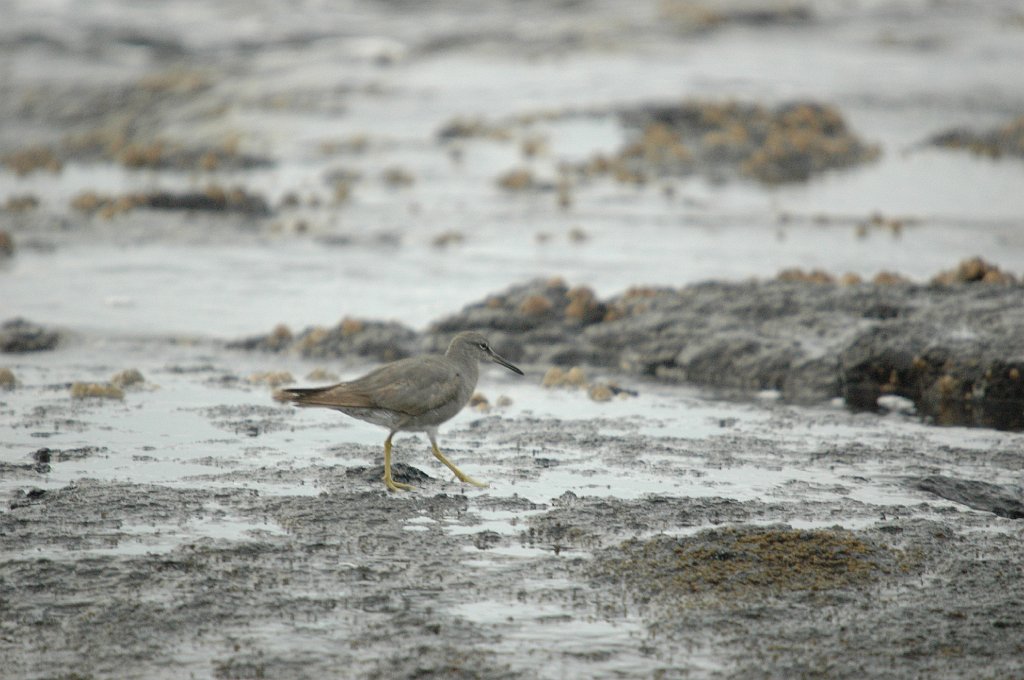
[383,435,414,492]
[431,442,488,488]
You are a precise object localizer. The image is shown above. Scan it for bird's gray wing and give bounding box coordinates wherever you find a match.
[357,356,461,417]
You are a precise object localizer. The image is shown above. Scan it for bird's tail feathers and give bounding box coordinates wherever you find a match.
[274,384,376,409]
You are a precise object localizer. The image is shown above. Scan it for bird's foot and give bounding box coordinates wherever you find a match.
[431,444,488,489]
[455,473,489,489]
[384,475,415,492]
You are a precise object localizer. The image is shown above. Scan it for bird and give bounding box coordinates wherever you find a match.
[274,331,523,492]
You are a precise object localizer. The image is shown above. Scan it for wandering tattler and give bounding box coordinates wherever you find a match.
[275,331,523,492]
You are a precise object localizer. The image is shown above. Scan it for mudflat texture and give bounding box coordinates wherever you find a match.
[3,409,1023,679]
[3,0,1024,678]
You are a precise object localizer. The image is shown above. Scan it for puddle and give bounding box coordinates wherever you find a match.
[449,599,669,679]
[9,505,288,561]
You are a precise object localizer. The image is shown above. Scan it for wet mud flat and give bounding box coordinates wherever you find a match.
[2,433,1023,679]
[2,337,1024,679]
[4,268,1024,679]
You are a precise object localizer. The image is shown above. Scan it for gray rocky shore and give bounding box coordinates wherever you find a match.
[238,266,1024,431]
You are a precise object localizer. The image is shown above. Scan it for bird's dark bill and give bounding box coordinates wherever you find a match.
[491,353,524,375]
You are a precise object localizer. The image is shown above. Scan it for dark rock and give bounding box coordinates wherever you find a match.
[143,190,271,216]
[0,318,61,353]
[346,463,431,487]
[441,278,1024,430]
[9,487,47,509]
[230,319,418,362]
[472,530,502,550]
[234,274,1024,431]
[912,476,1024,519]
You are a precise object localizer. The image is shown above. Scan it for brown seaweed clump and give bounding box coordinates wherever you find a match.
[593,526,890,604]
[70,382,124,400]
[4,195,40,213]
[70,186,271,219]
[434,279,611,340]
[7,132,270,175]
[110,369,145,388]
[62,129,271,172]
[436,117,514,141]
[930,256,1018,285]
[496,167,538,192]
[2,145,63,176]
[776,268,837,285]
[773,260,1019,287]
[598,100,879,184]
[542,366,588,388]
[775,268,915,286]
[929,115,1024,160]
[229,318,418,363]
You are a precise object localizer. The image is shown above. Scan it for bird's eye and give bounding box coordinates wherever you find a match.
[479,342,488,350]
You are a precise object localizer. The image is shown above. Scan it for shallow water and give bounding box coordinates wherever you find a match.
[3,1,1024,678]
[3,2,1024,339]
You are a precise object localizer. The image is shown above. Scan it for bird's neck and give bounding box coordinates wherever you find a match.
[447,351,480,397]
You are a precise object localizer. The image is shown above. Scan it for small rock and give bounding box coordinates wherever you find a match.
[110,368,145,388]
[0,367,15,389]
[497,167,536,191]
[0,318,61,353]
[381,166,415,187]
[432,230,464,248]
[469,392,490,413]
[473,530,502,550]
